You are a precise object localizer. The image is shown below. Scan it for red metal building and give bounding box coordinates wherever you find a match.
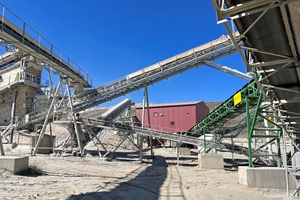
[135,101,209,133]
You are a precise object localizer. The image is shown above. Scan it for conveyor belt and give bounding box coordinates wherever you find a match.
[14,34,241,129]
[0,51,18,70]
[72,34,239,112]
[79,118,203,146]
[0,16,91,86]
[53,99,133,152]
[187,80,260,137]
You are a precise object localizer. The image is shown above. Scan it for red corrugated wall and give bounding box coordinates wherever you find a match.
[135,102,209,133]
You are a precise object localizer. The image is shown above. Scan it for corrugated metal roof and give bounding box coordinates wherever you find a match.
[135,100,203,108]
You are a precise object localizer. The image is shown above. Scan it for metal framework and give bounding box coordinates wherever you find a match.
[0,5,92,87]
[49,99,133,157]
[185,76,282,166]
[188,80,259,136]
[211,0,300,195]
[0,0,292,175]
[72,34,240,111]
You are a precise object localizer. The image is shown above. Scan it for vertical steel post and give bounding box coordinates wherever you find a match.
[263,109,275,166]
[22,23,26,44]
[247,92,263,167]
[231,131,234,162]
[0,135,4,156]
[282,128,290,196]
[203,128,206,153]
[10,89,17,143]
[277,128,282,167]
[140,95,145,161]
[246,96,253,167]
[214,132,217,154]
[177,141,179,166]
[144,85,153,157]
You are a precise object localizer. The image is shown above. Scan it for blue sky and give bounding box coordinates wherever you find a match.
[0,1,249,107]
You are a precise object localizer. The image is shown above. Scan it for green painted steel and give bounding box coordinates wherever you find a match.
[185,77,282,167]
[187,80,260,137]
[246,90,282,167]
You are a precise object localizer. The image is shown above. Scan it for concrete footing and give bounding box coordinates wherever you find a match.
[0,156,29,174]
[239,166,297,190]
[32,134,55,154]
[176,147,190,156]
[198,154,223,169]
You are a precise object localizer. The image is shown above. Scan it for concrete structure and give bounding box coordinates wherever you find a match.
[238,166,297,190]
[0,156,29,174]
[0,59,43,126]
[31,134,55,154]
[198,154,223,169]
[135,101,209,133]
[177,147,190,156]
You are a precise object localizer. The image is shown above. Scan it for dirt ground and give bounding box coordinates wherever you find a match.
[0,142,297,200]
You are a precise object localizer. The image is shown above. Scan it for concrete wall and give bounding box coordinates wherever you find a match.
[0,60,43,125]
[198,154,223,169]
[0,156,29,174]
[32,134,55,154]
[0,86,37,125]
[239,166,298,190]
[173,147,190,156]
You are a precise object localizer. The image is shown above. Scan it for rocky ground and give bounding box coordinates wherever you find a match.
[0,141,297,200]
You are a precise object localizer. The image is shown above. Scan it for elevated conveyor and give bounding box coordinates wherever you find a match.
[79,118,204,147]
[212,0,300,171]
[72,34,243,112]
[0,51,19,70]
[187,80,260,137]
[49,99,133,155]
[0,15,91,86]
[14,33,247,130]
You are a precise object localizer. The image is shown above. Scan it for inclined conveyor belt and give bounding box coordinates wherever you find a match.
[14,34,242,129]
[187,80,260,137]
[72,34,240,112]
[79,117,203,147]
[0,16,91,86]
[0,51,18,70]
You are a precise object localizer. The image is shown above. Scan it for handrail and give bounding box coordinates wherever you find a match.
[73,34,239,111]
[0,3,92,86]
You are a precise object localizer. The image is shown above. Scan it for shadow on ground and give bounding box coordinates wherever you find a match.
[66,155,168,200]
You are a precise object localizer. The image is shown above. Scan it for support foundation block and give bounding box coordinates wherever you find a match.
[198,154,223,169]
[239,166,297,190]
[0,156,29,174]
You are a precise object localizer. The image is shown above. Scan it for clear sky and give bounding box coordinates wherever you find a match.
[0,0,249,107]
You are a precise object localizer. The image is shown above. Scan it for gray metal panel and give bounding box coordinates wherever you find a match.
[227,0,300,129]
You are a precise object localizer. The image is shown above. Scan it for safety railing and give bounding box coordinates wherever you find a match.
[0,3,92,86]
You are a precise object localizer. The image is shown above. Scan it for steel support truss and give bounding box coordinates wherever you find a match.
[211,0,300,195]
[187,75,282,166]
[188,80,260,137]
[246,91,282,167]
